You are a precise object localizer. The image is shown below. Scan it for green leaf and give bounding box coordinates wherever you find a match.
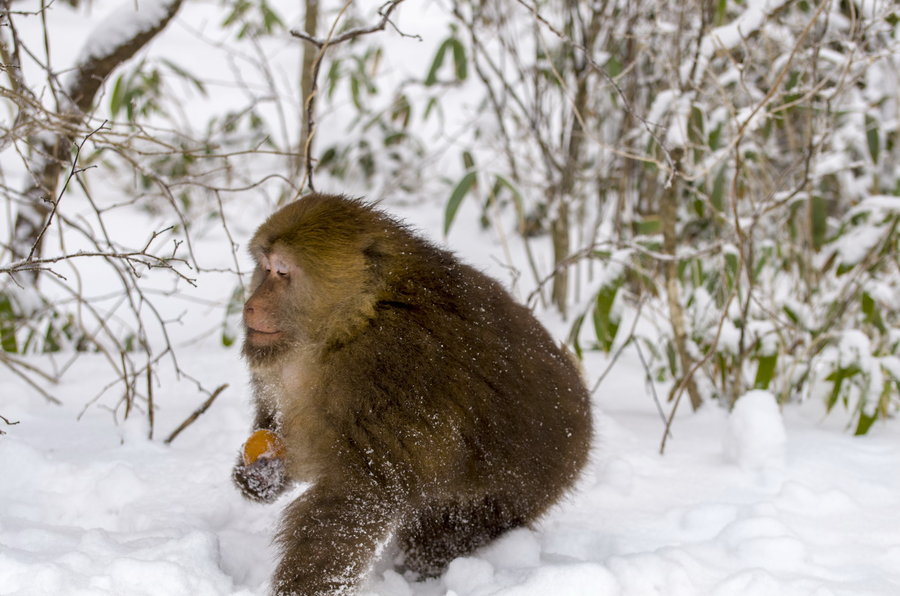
[160,59,207,96]
[633,216,661,235]
[865,114,880,163]
[221,0,250,28]
[424,97,438,121]
[390,94,411,128]
[260,0,284,33]
[714,0,727,25]
[708,121,723,151]
[444,171,477,236]
[861,291,887,334]
[592,279,622,352]
[605,55,622,78]
[450,38,467,81]
[854,410,878,436]
[326,60,342,100]
[0,294,18,353]
[688,105,704,147]
[825,366,861,413]
[783,305,799,326]
[568,311,587,360]
[425,39,451,86]
[753,354,778,389]
[426,36,466,87]
[711,165,727,212]
[350,75,361,110]
[724,251,739,293]
[110,74,126,118]
[811,195,828,251]
[494,175,525,231]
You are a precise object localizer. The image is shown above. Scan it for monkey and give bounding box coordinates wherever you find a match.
[232,193,592,595]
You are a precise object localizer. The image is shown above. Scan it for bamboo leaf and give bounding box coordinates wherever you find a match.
[568,310,587,360]
[711,165,727,212]
[444,171,477,236]
[825,366,861,413]
[861,291,887,333]
[753,354,778,389]
[811,195,828,251]
[425,39,451,86]
[592,279,622,352]
[450,38,467,82]
[495,175,525,232]
[855,410,878,436]
[865,114,880,163]
[724,251,739,293]
[110,74,126,118]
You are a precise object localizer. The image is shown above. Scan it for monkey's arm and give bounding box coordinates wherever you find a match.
[232,379,289,503]
[272,482,400,595]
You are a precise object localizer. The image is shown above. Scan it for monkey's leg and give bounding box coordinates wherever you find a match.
[273,483,399,596]
[398,497,525,578]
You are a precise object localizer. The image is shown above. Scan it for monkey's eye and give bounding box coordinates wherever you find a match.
[271,258,290,278]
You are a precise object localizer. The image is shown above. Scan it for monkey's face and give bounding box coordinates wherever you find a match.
[243,196,394,365]
[242,250,308,366]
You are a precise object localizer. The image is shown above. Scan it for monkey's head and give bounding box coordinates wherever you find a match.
[242,194,406,367]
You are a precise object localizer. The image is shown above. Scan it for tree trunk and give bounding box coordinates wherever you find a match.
[297,0,320,178]
[551,1,601,318]
[660,151,703,411]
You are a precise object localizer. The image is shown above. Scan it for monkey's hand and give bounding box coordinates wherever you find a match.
[232,456,288,504]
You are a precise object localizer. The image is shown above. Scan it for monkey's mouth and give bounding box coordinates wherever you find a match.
[246,328,283,345]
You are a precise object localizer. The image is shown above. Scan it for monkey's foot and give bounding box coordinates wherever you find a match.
[233,456,287,503]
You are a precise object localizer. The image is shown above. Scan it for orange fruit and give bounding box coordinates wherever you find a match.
[242,429,286,465]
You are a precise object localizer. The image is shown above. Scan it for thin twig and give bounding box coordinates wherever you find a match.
[1,414,20,425]
[146,366,154,440]
[164,383,228,444]
[25,120,107,261]
[591,297,645,394]
[2,359,62,404]
[634,339,669,438]
[289,0,414,48]
[660,290,737,455]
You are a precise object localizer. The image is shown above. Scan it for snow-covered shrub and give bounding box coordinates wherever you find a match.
[436,1,899,432]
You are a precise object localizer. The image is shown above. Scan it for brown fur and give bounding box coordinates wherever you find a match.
[232,194,592,595]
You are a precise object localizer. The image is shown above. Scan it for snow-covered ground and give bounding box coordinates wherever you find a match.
[4,331,900,595]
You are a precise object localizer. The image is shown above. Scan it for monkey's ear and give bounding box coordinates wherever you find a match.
[361,240,390,282]
[362,240,386,265]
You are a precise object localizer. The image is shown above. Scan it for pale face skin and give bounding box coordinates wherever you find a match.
[243,251,294,347]
[242,249,314,369]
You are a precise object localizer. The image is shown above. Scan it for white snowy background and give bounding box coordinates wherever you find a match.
[2,1,900,595]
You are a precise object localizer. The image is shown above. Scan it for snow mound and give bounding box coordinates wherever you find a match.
[723,390,787,470]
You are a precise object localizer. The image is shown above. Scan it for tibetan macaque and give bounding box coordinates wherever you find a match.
[232,193,592,595]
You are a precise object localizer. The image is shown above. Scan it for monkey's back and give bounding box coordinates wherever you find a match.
[317,236,592,512]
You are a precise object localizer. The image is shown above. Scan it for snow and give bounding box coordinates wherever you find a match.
[684,0,790,87]
[77,0,180,64]
[722,390,786,472]
[5,344,900,595]
[4,2,900,596]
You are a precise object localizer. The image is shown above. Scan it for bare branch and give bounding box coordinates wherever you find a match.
[164,384,228,444]
[0,413,20,435]
[289,0,414,49]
